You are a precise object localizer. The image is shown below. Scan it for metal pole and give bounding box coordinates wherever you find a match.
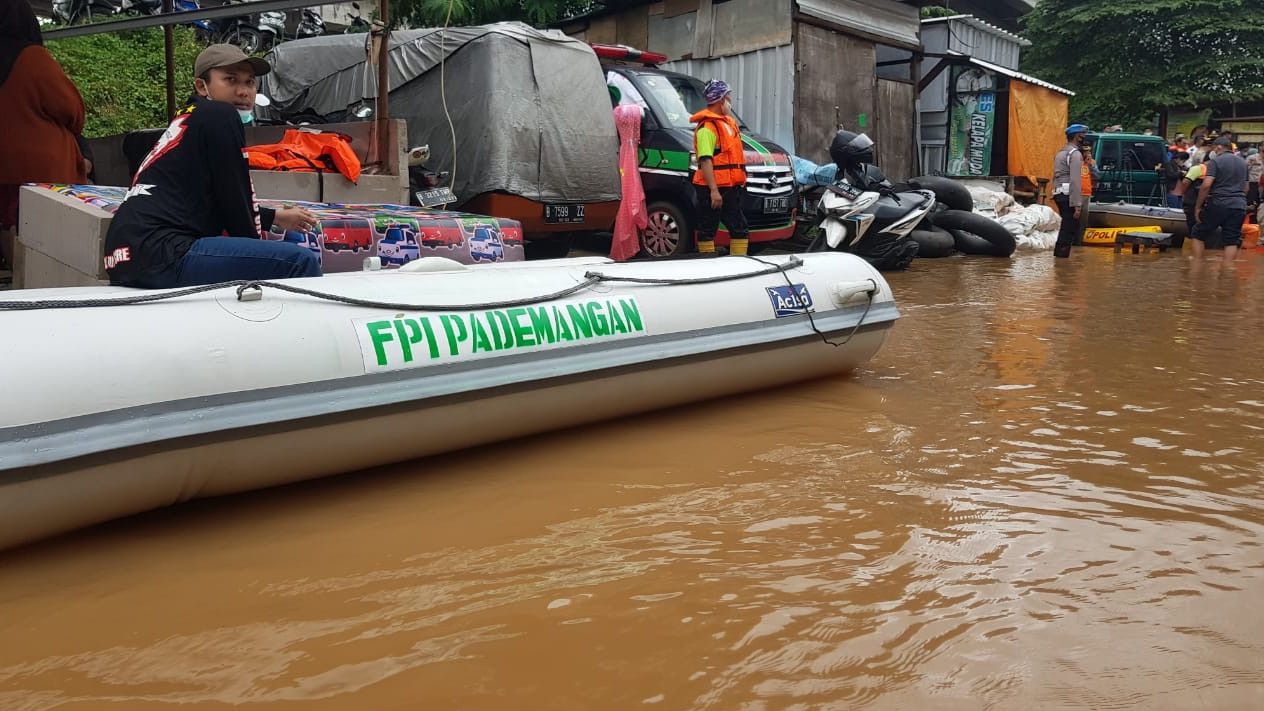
[163,0,175,119]
[375,0,391,171]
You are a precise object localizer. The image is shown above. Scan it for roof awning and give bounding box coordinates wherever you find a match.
[950,50,1073,96]
[796,0,920,50]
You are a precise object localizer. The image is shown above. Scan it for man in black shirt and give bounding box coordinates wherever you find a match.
[1193,135,1249,264]
[103,44,321,288]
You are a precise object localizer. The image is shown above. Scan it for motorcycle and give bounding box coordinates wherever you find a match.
[294,7,326,40]
[117,0,215,39]
[405,145,456,209]
[213,0,277,54]
[118,0,163,15]
[344,2,371,33]
[805,131,935,271]
[52,0,123,25]
[250,7,327,50]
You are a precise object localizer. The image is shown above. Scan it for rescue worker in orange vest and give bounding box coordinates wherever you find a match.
[691,79,749,255]
[1076,142,1098,244]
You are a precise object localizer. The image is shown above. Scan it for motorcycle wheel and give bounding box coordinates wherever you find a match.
[223,26,264,54]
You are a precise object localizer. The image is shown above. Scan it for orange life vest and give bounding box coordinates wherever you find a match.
[1080,161,1094,197]
[690,108,746,188]
[245,129,362,183]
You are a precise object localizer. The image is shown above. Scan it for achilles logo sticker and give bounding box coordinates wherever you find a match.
[767,283,813,318]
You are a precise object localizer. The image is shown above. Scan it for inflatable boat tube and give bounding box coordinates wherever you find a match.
[0,254,900,551]
[908,226,955,257]
[929,210,1016,256]
[908,176,974,212]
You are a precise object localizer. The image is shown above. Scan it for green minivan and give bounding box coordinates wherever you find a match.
[1085,132,1169,205]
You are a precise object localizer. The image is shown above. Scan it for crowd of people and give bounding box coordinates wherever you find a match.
[1054,123,1256,264]
[1160,130,1258,264]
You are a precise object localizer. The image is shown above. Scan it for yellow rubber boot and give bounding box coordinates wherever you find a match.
[697,239,716,254]
[729,237,748,256]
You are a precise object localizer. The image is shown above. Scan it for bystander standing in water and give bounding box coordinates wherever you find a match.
[1245,147,1262,207]
[1051,124,1088,259]
[1192,135,1249,263]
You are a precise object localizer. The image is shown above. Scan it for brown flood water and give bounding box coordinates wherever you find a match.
[2,248,1264,710]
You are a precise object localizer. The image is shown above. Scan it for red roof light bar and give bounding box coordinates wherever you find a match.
[590,44,669,65]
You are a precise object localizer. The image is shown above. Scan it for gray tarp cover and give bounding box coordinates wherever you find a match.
[260,23,620,206]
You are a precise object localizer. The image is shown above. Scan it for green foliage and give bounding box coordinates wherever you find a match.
[1021,0,1264,130]
[920,6,956,19]
[47,27,203,137]
[390,0,595,28]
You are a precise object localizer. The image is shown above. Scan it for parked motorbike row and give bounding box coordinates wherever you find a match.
[48,0,375,54]
[795,130,1016,270]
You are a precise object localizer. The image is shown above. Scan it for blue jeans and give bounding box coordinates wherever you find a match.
[147,237,322,288]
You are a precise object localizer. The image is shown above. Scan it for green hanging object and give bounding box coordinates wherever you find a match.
[858,113,868,128]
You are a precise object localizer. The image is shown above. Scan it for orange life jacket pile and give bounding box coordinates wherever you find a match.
[245,129,362,183]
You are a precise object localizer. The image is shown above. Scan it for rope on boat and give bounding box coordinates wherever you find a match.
[0,257,807,312]
[743,255,877,348]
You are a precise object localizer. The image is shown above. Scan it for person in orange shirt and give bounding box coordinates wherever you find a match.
[0,0,88,269]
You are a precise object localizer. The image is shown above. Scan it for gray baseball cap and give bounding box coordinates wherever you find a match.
[194,44,271,79]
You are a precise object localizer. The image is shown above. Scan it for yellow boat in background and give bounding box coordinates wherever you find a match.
[1083,224,1162,247]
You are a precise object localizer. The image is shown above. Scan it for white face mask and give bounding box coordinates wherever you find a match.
[237,108,255,125]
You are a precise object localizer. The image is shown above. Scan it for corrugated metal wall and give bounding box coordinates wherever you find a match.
[664,44,797,153]
[924,20,1022,70]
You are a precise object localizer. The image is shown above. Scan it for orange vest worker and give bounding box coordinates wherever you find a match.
[690,109,746,188]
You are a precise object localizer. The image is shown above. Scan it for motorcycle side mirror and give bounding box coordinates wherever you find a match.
[254,94,272,107]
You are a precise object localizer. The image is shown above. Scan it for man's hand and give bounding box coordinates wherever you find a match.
[710,189,723,210]
[274,206,319,232]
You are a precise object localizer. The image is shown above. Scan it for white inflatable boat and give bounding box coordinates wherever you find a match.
[0,253,897,551]
[1090,202,1189,237]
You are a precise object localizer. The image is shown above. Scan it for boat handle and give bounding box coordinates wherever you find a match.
[832,279,878,306]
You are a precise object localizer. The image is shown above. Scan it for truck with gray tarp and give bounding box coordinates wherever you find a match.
[260,23,621,256]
